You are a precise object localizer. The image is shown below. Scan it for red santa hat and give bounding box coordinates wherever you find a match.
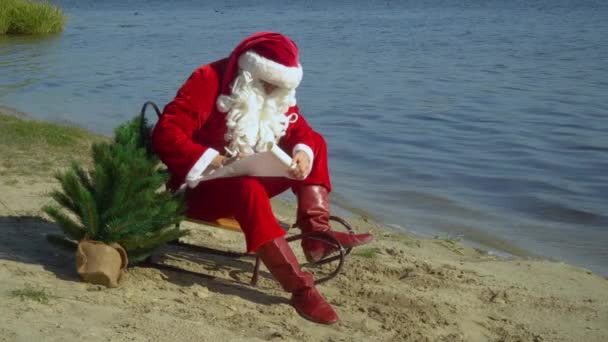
[219,32,303,102]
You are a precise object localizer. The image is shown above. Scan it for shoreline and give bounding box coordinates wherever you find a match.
[3,103,604,277]
[0,106,603,271]
[1,109,607,341]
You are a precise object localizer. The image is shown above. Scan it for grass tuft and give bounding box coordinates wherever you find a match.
[353,247,381,259]
[0,0,66,35]
[9,285,52,304]
[433,235,465,255]
[0,114,89,148]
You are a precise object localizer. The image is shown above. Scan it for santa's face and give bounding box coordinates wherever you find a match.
[261,80,278,95]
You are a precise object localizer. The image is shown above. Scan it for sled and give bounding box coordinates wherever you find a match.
[140,101,353,286]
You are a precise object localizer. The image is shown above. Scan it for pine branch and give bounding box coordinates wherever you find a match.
[92,163,114,216]
[126,251,153,265]
[71,161,94,195]
[48,190,79,217]
[107,203,182,242]
[46,234,78,252]
[114,216,179,242]
[76,184,100,239]
[42,205,86,241]
[120,226,186,254]
[54,170,84,217]
[124,228,186,266]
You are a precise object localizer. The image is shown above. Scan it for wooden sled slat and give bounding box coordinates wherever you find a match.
[185,217,243,232]
[184,217,292,233]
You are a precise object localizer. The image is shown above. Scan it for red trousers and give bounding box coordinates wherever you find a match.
[186,131,331,252]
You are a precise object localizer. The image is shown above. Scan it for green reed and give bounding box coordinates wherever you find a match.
[0,0,66,35]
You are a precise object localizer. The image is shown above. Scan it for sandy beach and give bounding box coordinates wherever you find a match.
[1,113,607,341]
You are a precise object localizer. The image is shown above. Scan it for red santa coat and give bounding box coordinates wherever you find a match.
[152,58,319,192]
[152,31,334,252]
[152,58,334,252]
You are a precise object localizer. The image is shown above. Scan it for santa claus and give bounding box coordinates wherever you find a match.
[152,32,373,325]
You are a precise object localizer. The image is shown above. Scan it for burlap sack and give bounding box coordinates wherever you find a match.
[76,240,128,288]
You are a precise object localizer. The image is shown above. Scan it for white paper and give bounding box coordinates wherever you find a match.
[188,142,293,187]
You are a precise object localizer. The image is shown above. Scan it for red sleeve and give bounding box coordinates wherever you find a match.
[151,66,219,182]
[279,105,316,154]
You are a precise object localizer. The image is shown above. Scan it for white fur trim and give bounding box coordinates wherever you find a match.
[293,143,314,176]
[185,148,219,188]
[238,51,302,89]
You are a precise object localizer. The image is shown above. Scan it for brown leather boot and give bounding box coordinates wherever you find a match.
[296,185,373,262]
[257,237,339,325]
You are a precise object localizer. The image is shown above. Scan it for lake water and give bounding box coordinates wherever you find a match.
[1,0,607,274]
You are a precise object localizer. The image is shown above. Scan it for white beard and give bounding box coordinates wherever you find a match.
[217,70,297,156]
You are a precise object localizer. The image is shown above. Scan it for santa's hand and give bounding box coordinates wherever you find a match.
[289,151,310,180]
[209,155,228,170]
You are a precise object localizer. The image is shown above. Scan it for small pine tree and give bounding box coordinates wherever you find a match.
[44,116,186,264]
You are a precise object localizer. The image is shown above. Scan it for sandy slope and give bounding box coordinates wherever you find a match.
[0,176,607,342]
